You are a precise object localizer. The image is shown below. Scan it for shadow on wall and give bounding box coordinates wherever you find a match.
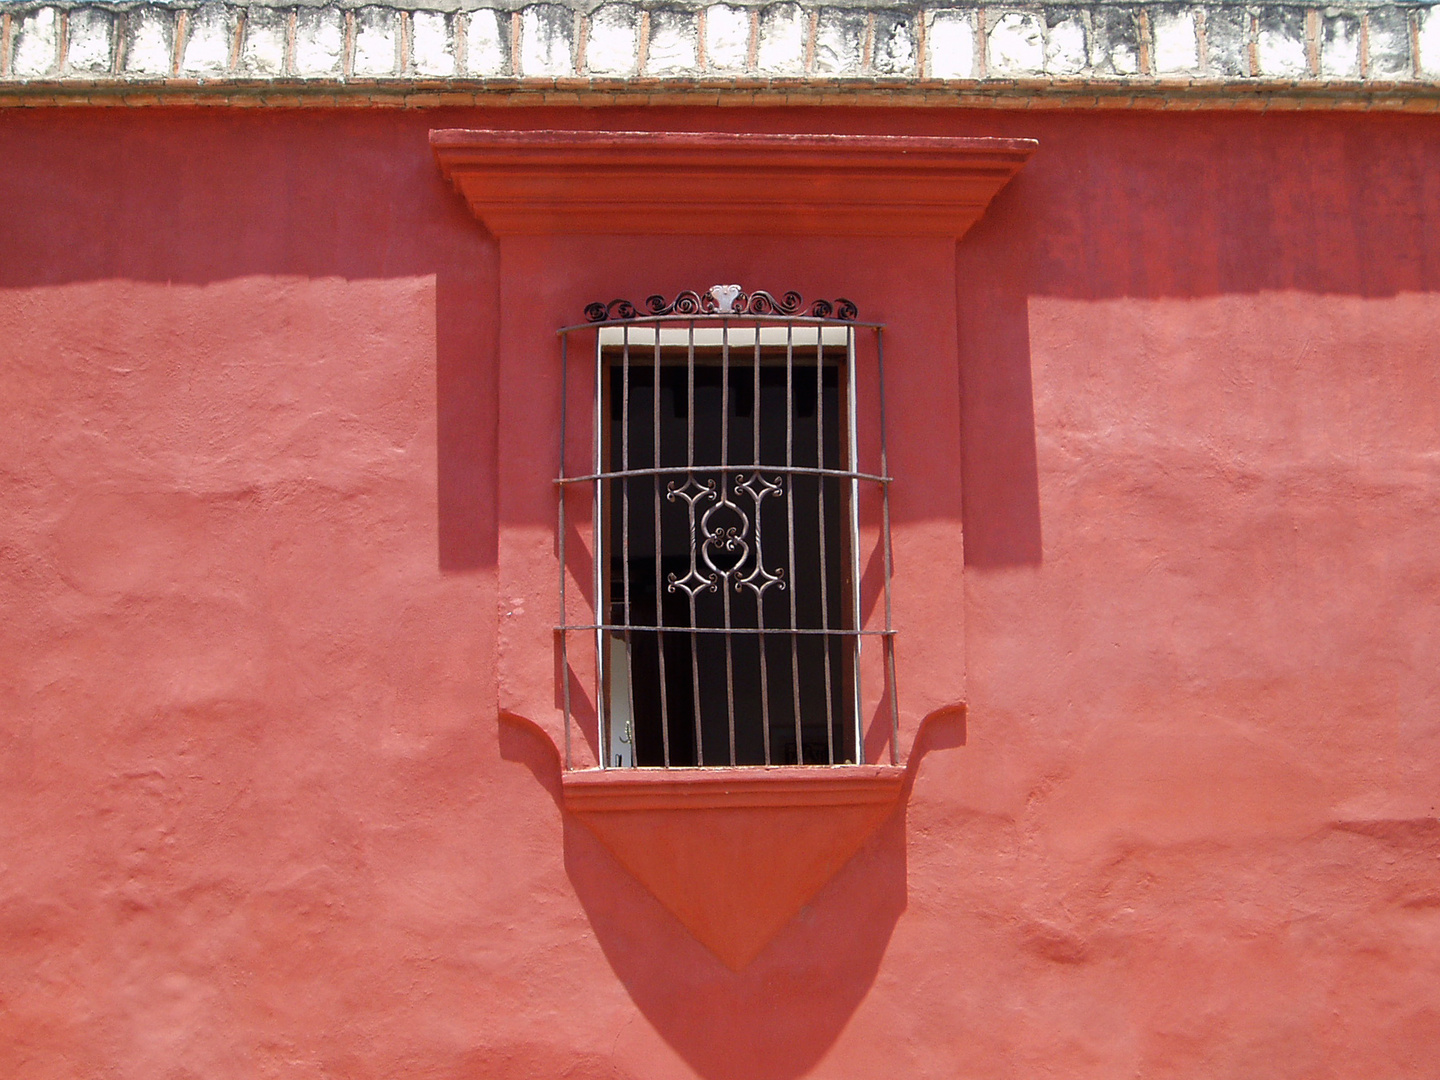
[565,815,906,1080]
[943,111,1440,570]
[957,223,1043,570]
[499,712,909,1080]
[499,710,969,1080]
[10,110,1437,576]
[435,261,497,572]
[0,109,501,573]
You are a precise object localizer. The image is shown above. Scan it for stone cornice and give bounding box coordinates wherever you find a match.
[431,128,1037,234]
[2,1,1439,108]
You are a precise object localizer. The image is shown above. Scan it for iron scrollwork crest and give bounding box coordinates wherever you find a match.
[585,285,858,323]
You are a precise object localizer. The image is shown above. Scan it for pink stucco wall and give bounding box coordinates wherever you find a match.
[1,107,1438,1078]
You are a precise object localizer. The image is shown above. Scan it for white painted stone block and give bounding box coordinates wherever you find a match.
[465,10,509,76]
[66,8,114,74]
[872,13,914,74]
[411,11,456,76]
[587,5,638,75]
[125,7,174,76]
[521,5,574,76]
[1420,7,1440,78]
[13,7,60,77]
[813,9,864,74]
[926,10,975,79]
[704,4,750,72]
[1087,8,1142,74]
[1365,8,1411,77]
[988,11,1045,75]
[14,0,1439,93]
[1320,16,1360,77]
[757,3,806,74]
[647,9,697,75]
[1257,20,1307,76]
[353,8,399,77]
[1152,9,1198,73]
[240,8,288,76]
[182,5,233,76]
[1109,41,1139,75]
[1045,15,1086,75]
[294,8,344,77]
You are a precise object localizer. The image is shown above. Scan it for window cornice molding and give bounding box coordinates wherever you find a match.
[430,129,1036,238]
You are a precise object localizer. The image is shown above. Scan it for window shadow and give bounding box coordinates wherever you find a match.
[942,109,1440,571]
[436,257,499,572]
[501,710,906,1079]
[0,108,501,573]
[498,721,904,1080]
[957,228,1044,569]
[563,801,907,1080]
[498,709,975,1080]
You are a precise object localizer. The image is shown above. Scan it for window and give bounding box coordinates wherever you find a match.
[558,287,897,769]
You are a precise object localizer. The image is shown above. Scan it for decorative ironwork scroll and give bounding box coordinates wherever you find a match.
[666,473,788,598]
[585,286,858,323]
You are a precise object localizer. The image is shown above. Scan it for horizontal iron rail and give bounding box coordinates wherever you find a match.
[558,624,894,636]
[557,315,885,334]
[556,464,891,486]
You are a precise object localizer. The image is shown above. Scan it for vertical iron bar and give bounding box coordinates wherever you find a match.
[594,330,608,769]
[559,332,571,770]
[754,322,772,765]
[686,321,704,766]
[720,322,737,765]
[816,330,835,764]
[876,327,899,765]
[653,325,671,767]
[621,327,636,767]
[846,325,864,764]
[784,325,803,764]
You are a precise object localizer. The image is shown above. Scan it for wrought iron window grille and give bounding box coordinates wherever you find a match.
[557,286,898,770]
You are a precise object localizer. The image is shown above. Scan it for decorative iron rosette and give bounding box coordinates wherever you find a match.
[584,286,857,322]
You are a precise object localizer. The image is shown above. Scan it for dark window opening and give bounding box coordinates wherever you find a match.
[603,346,856,767]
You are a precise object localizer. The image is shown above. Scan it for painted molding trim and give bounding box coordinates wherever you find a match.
[562,764,907,812]
[431,128,1037,236]
[565,764,906,969]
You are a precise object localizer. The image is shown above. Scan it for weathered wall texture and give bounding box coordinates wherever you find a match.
[2,0,1440,106]
[2,106,1439,1077]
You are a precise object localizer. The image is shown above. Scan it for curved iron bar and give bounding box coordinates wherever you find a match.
[559,314,881,334]
[556,464,891,487]
[733,472,786,597]
[744,290,803,316]
[809,298,860,320]
[666,476,721,596]
[699,478,752,584]
[584,298,640,323]
[646,290,709,316]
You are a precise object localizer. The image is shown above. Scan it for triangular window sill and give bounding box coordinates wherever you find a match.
[563,765,906,970]
[562,764,905,811]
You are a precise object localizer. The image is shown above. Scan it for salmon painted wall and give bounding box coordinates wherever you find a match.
[1,107,1438,1079]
